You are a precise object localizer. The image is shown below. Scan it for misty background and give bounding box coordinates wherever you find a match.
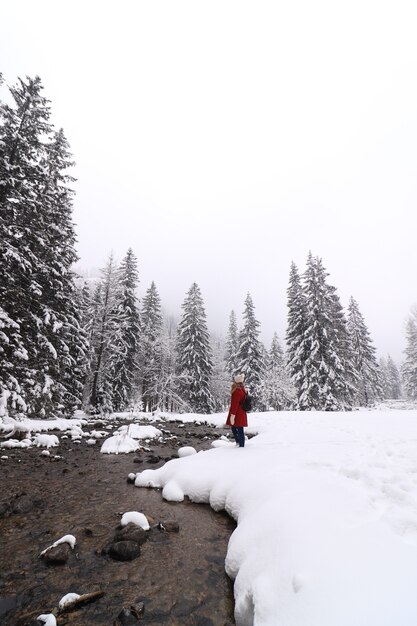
[2,0,416,362]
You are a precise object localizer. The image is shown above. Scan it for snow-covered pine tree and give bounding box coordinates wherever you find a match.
[210,334,230,411]
[300,253,355,410]
[285,262,308,408]
[157,314,188,412]
[0,75,87,416]
[260,333,295,410]
[378,357,390,399]
[110,249,141,411]
[402,310,417,399]
[347,296,382,406]
[87,254,120,413]
[235,293,265,405]
[386,355,402,399]
[140,281,163,412]
[225,310,239,376]
[176,283,214,413]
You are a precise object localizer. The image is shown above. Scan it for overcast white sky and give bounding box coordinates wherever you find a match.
[2,0,417,362]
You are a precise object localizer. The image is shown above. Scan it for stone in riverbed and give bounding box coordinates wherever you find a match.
[114,522,149,546]
[109,540,141,561]
[42,543,71,565]
[115,602,145,624]
[0,500,11,518]
[158,520,179,533]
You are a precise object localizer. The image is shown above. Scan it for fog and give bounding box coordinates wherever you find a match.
[2,0,417,362]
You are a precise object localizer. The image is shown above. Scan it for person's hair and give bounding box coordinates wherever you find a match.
[231,381,243,394]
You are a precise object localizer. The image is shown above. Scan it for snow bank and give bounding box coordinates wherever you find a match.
[0,416,85,434]
[0,438,31,449]
[134,409,417,626]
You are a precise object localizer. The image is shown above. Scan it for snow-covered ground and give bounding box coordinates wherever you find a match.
[2,405,417,624]
[134,408,417,626]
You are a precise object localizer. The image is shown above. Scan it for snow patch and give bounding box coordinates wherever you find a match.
[120,511,150,530]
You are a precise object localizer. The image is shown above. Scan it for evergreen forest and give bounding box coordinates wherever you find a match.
[1,75,416,419]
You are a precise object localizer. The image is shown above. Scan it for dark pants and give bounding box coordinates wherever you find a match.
[231,426,245,447]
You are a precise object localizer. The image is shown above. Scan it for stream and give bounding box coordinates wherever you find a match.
[0,418,236,625]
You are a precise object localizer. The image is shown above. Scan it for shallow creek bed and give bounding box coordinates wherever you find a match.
[0,419,236,625]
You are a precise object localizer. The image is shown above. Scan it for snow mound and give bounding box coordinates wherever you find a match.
[178,446,197,457]
[0,438,31,449]
[37,615,56,626]
[121,511,150,530]
[86,438,96,445]
[100,433,139,454]
[117,424,162,439]
[211,439,235,448]
[33,434,59,448]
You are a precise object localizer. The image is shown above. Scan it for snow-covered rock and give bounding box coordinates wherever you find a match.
[40,534,76,556]
[178,446,197,457]
[117,424,162,439]
[120,511,150,531]
[37,614,57,625]
[58,593,80,609]
[33,434,59,448]
[100,433,139,454]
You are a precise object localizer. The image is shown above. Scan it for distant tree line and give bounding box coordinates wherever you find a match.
[1,75,416,418]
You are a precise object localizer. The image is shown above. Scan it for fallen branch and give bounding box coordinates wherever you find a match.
[58,590,105,613]
[15,590,105,623]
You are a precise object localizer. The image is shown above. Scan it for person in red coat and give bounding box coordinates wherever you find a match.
[226,373,248,447]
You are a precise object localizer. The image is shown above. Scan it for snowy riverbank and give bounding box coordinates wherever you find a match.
[134,407,417,626]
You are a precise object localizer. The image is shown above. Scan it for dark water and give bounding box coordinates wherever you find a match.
[0,420,236,625]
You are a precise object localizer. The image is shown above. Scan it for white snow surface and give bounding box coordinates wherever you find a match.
[0,438,31,449]
[40,534,76,556]
[178,446,197,457]
[134,409,417,626]
[100,433,139,454]
[117,424,162,439]
[0,416,85,434]
[58,592,80,608]
[121,511,150,530]
[33,434,59,448]
[36,615,57,626]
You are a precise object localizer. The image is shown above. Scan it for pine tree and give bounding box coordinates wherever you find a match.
[386,355,402,399]
[299,254,355,410]
[235,293,265,405]
[260,333,295,410]
[176,283,214,413]
[0,75,87,416]
[140,281,163,412]
[347,296,382,406]
[87,254,120,413]
[157,315,188,412]
[378,357,390,399]
[225,310,239,376]
[402,310,417,399]
[211,334,230,411]
[110,249,140,411]
[285,262,308,408]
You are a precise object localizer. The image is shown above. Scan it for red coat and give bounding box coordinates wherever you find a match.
[226,386,248,427]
